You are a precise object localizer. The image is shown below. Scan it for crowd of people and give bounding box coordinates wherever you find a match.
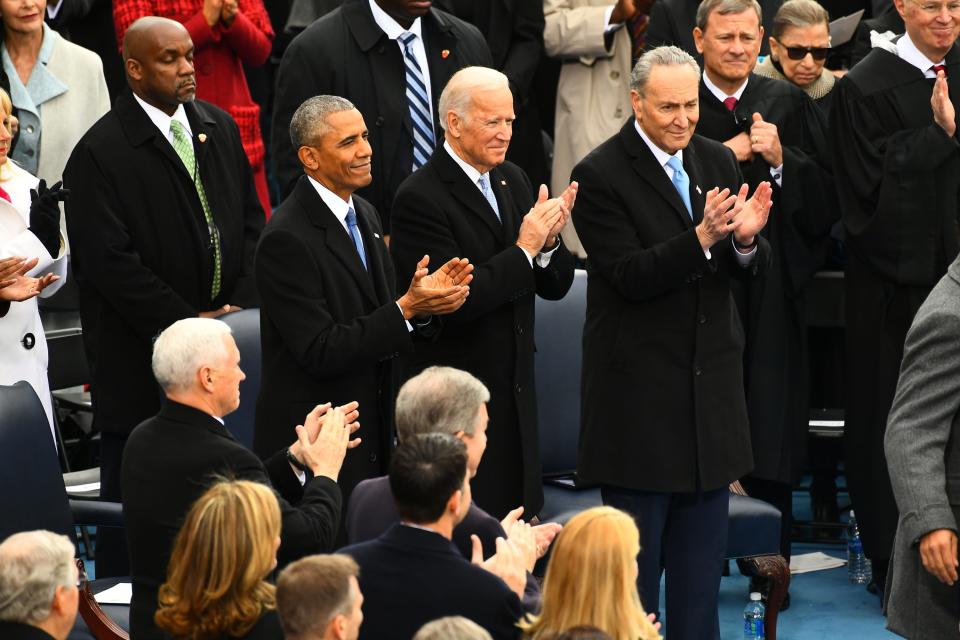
[1,0,959,637]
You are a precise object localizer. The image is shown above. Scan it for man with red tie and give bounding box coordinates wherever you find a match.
[830,0,960,596]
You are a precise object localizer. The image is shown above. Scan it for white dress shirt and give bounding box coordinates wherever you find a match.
[897,32,947,77]
[133,93,192,145]
[702,73,783,186]
[442,141,559,268]
[368,0,434,124]
[634,120,757,265]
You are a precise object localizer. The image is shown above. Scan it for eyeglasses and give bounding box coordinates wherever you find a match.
[776,40,830,60]
[911,0,960,14]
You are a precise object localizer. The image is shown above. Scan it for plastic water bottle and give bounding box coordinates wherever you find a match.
[848,509,873,584]
[743,592,765,639]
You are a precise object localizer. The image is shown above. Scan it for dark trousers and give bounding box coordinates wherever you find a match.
[96,431,130,577]
[602,485,729,640]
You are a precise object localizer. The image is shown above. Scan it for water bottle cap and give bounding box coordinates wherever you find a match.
[850,509,855,517]
[749,592,762,601]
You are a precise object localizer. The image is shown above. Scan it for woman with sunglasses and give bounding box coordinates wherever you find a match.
[757,0,837,114]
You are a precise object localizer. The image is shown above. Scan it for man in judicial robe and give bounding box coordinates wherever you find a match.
[692,0,834,564]
[646,0,782,57]
[389,67,576,519]
[829,0,960,592]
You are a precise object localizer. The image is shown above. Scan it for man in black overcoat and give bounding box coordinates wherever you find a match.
[572,46,771,639]
[63,16,264,575]
[390,67,576,519]
[254,95,473,523]
[270,0,491,233]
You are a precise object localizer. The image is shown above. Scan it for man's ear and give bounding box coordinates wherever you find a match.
[446,488,462,517]
[297,145,318,171]
[198,365,216,392]
[693,26,705,54]
[331,613,347,640]
[126,58,143,82]
[447,111,463,138]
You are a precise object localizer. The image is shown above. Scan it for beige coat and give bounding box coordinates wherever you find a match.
[544,0,633,257]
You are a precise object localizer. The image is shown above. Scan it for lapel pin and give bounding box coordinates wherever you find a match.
[441,49,450,59]
[374,233,381,239]
[696,185,702,194]
[500,180,506,186]
[198,133,207,143]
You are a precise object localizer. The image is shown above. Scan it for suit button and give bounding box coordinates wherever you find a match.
[615,107,624,118]
[25,125,34,134]
[516,325,523,335]
[369,453,378,463]
[21,333,35,350]
[375,116,385,127]
[515,383,522,394]
[694,366,702,376]
[610,70,620,80]
[699,314,707,324]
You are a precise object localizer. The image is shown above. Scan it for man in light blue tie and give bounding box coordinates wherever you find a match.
[390,66,578,519]
[571,46,773,639]
[254,94,476,531]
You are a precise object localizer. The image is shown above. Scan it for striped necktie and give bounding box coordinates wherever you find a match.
[170,119,222,300]
[398,31,435,171]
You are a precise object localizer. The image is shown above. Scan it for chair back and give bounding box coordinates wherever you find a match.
[221,308,261,450]
[0,382,75,543]
[534,269,587,476]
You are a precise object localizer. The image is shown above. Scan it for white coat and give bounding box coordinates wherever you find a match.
[0,161,67,443]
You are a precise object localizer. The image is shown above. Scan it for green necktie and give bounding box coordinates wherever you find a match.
[170,119,221,300]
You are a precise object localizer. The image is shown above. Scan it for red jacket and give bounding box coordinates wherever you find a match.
[114,0,274,173]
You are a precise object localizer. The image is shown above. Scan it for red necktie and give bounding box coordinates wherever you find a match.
[931,64,948,77]
[723,97,738,111]
[0,185,12,203]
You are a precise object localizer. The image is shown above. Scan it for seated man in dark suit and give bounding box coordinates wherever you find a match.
[340,434,526,639]
[0,531,78,640]
[346,366,560,605]
[122,317,358,640]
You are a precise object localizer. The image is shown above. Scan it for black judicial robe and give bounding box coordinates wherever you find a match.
[828,45,960,565]
[697,74,834,483]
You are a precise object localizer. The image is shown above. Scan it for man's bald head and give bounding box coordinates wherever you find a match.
[123,17,197,115]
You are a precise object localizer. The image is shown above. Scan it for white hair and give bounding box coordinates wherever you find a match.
[395,366,490,441]
[438,66,511,132]
[152,318,233,393]
[0,531,77,625]
[631,46,701,95]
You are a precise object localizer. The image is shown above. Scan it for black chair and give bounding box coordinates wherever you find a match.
[533,271,789,639]
[0,381,128,640]
[221,308,261,450]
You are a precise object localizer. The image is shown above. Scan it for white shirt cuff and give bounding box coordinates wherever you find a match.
[732,236,758,266]
[294,469,306,486]
[536,241,561,268]
[770,164,783,187]
[396,301,414,332]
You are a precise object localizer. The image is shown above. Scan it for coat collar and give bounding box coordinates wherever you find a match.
[290,175,380,306]
[115,92,219,181]
[343,0,454,53]
[431,144,517,241]
[619,119,699,228]
[377,522,464,557]
[157,399,232,439]
[2,25,67,116]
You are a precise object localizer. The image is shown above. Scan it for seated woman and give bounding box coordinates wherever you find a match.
[756,0,837,115]
[519,507,661,640]
[0,86,67,440]
[155,479,284,640]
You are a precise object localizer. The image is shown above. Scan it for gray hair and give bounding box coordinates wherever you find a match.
[152,318,233,393]
[438,66,511,131]
[395,367,490,441]
[0,531,77,625]
[772,0,829,40]
[631,46,701,95]
[696,0,763,31]
[414,616,493,640]
[289,95,357,148]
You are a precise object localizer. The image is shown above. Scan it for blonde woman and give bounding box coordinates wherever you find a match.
[519,507,661,640]
[155,480,283,640]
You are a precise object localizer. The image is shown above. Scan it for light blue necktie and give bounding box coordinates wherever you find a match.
[478,173,501,222]
[345,207,367,271]
[398,31,435,171]
[666,155,693,220]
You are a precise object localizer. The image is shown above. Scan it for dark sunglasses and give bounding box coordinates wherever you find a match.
[777,41,830,60]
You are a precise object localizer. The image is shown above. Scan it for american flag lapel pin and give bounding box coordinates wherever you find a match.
[198,133,207,143]
[500,180,507,186]
[696,185,702,194]
[441,49,450,59]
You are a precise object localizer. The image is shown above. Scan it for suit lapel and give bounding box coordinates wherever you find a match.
[684,142,707,225]
[356,205,393,305]
[114,92,193,182]
[620,121,693,229]
[293,178,379,307]
[490,166,520,244]
[433,147,504,241]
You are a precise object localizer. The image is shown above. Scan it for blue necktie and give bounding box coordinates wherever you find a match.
[478,173,501,222]
[666,156,693,220]
[398,31,435,171]
[345,207,367,270]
